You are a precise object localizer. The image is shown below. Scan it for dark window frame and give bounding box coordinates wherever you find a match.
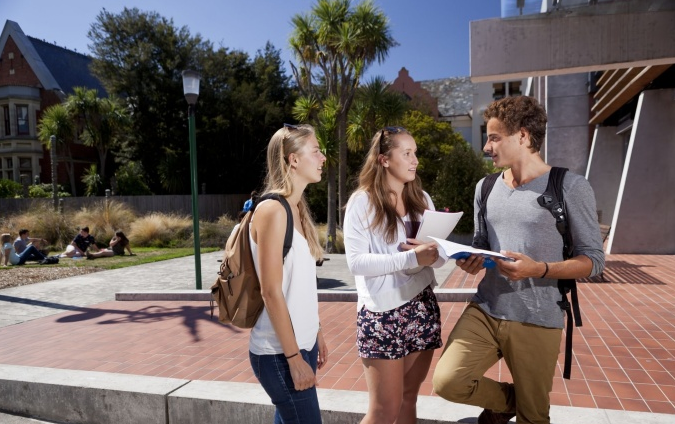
[16,105,29,135]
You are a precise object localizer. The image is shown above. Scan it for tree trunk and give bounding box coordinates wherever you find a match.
[338,117,348,228]
[326,162,337,253]
[59,143,77,197]
[98,146,108,183]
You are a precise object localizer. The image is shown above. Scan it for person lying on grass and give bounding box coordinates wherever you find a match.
[86,231,135,259]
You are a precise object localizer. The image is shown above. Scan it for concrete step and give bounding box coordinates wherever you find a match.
[1,365,672,424]
[114,288,477,303]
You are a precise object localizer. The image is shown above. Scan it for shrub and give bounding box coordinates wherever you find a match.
[0,201,73,249]
[316,223,344,253]
[115,162,152,195]
[0,179,23,198]
[198,215,238,248]
[129,213,192,248]
[28,183,71,198]
[81,164,102,197]
[432,144,491,234]
[72,200,138,247]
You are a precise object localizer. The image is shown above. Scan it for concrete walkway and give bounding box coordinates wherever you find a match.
[0,252,673,423]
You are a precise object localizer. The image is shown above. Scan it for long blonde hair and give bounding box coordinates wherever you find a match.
[357,127,428,244]
[263,124,323,259]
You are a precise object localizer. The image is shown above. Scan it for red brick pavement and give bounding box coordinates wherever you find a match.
[0,254,673,414]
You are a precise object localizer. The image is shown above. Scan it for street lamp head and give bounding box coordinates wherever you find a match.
[182,70,201,105]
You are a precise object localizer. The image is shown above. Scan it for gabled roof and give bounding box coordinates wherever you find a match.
[420,77,475,117]
[1,20,106,96]
[29,36,106,96]
[0,20,59,90]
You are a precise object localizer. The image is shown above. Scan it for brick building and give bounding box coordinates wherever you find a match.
[390,67,526,154]
[0,20,104,195]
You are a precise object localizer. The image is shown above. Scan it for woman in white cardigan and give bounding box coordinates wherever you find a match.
[344,126,448,424]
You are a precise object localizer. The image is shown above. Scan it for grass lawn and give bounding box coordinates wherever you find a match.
[2,247,220,271]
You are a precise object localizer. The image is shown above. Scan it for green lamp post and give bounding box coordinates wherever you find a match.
[182,70,202,289]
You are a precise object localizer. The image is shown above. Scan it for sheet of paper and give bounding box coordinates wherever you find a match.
[415,210,463,241]
[427,237,515,262]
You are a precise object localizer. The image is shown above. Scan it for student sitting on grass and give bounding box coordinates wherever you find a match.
[2,233,47,266]
[61,226,95,258]
[86,231,134,259]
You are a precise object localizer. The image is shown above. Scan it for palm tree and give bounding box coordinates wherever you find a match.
[92,95,130,180]
[289,0,397,249]
[66,87,130,184]
[37,104,78,196]
[294,95,341,250]
[347,76,408,152]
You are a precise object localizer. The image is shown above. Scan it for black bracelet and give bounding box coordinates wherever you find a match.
[285,352,299,359]
[540,262,549,278]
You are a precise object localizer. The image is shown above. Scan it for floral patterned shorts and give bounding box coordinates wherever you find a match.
[357,285,442,360]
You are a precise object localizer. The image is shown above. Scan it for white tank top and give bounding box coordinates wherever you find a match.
[248,214,320,355]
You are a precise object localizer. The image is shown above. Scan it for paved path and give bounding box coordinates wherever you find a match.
[1,252,674,423]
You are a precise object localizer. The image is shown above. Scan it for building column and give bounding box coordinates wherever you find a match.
[608,88,675,254]
[544,73,591,175]
[586,126,625,227]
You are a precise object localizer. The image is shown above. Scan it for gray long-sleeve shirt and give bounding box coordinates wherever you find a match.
[472,170,605,329]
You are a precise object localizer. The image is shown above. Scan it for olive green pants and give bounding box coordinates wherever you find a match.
[432,303,561,424]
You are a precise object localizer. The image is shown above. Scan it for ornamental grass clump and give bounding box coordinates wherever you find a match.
[129,213,192,248]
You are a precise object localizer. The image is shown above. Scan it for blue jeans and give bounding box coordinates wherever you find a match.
[249,341,321,424]
[18,245,46,265]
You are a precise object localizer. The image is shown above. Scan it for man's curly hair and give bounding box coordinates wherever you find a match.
[483,96,547,152]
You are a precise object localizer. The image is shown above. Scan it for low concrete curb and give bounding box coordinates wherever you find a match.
[114,288,477,303]
[1,365,673,424]
[0,364,189,424]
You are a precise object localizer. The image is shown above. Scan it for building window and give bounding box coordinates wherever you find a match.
[2,106,9,136]
[19,157,31,170]
[481,124,490,157]
[16,105,29,135]
[509,81,522,96]
[5,157,12,168]
[492,83,505,100]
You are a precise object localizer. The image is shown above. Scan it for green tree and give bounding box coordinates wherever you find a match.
[37,104,79,196]
[114,161,152,195]
[290,0,396,251]
[0,179,22,198]
[401,110,465,190]
[432,143,492,234]
[89,8,294,195]
[81,164,103,197]
[88,7,203,193]
[65,88,130,183]
[347,76,408,151]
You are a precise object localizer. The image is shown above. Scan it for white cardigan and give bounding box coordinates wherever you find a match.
[343,190,448,312]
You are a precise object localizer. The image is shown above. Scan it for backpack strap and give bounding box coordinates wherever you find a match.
[209,194,294,321]
[472,172,501,249]
[537,167,582,379]
[255,193,294,261]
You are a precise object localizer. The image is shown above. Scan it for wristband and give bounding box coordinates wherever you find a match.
[285,352,299,359]
[540,262,549,278]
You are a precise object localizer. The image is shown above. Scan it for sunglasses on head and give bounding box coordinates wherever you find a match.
[283,123,299,130]
[378,126,406,154]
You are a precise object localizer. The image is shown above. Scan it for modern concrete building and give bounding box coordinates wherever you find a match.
[0,20,103,195]
[470,0,675,254]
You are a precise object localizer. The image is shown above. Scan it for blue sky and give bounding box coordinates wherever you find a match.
[3,0,501,82]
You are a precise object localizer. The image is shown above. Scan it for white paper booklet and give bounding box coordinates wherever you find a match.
[415,210,463,241]
[427,237,516,262]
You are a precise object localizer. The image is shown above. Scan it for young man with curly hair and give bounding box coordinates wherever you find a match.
[432,96,605,424]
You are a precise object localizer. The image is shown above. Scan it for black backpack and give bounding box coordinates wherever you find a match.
[474,167,581,379]
[39,255,60,265]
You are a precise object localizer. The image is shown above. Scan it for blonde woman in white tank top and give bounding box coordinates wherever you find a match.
[248,123,328,423]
